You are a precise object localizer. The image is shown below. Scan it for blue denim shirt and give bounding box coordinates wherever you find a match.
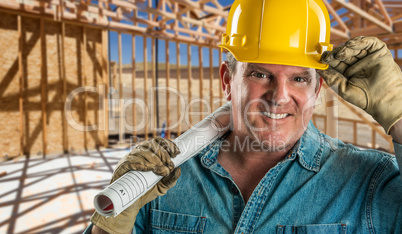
[85,122,402,233]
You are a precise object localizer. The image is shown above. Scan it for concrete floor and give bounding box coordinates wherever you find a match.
[0,147,130,234]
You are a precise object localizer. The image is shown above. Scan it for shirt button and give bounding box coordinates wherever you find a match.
[231,187,239,194]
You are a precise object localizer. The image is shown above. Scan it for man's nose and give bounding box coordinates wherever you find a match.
[269,80,290,106]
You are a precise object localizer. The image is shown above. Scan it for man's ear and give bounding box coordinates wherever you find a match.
[220,62,232,101]
[316,76,323,98]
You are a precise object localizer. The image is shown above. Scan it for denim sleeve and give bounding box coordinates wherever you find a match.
[369,142,402,233]
[394,141,402,177]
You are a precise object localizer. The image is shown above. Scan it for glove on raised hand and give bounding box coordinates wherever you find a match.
[317,36,402,134]
[91,137,181,234]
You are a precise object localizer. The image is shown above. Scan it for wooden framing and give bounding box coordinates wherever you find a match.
[187,43,192,126]
[40,18,48,156]
[1,0,401,49]
[209,47,213,111]
[118,32,124,143]
[102,29,109,147]
[143,36,149,140]
[151,38,157,138]
[61,22,68,152]
[132,34,137,140]
[1,0,401,157]
[18,15,24,156]
[166,40,171,139]
[313,114,393,153]
[1,10,108,158]
[198,46,203,120]
[82,26,88,150]
[176,42,181,136]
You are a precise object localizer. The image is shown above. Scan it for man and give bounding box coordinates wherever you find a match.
[87,0,402,233]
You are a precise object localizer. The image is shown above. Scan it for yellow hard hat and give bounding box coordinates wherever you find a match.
[219,0,333,70]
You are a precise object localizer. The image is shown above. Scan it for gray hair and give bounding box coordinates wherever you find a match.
[226,52,238,77]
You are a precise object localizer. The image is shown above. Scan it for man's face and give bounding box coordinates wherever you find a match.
[221,62,322,152]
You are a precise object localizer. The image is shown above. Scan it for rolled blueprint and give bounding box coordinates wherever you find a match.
[94,102,232,217]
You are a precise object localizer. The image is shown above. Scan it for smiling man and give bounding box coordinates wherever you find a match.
[217,58,325,202]
[87,0,402,233]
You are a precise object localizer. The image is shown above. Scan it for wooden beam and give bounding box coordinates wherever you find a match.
[336,92,390,140]
[18,15,24,156]
[176,42,181,136]
[102,29,109,147]
[108,0,227,31]
[209,47,213,111]
[61,22,69,152]
[199,46,204,120]
[151,38,157,138]
[0,7,221,48]
[83,26,88,150]
[395,58,402,67]
[132,34,137,140]
[167,24,220,40]
[118,32,124,143]
[188,43,192,126]
[350,24,388,37]
[0,2,148,34]
[40,18,48,157]
[169,0,228,18]
[333,0,393,33]
[166,39,171,139]
[374,0,393,25]
[331,27,350,40]
[325,88,338,138]
[144,36,149,140]
[323,0,350,33]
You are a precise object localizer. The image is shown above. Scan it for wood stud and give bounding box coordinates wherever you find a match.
[176,42,181,136]
[166,40,171,139]
[144,36,149,140]
[40,18,48,157]
[132,35,137,140]
[198,46,203,120]
[18,15,24,156]
[61,22,68,152]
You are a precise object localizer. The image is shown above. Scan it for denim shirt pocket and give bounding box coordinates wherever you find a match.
[150,209,207,233]
[276,223,347,234]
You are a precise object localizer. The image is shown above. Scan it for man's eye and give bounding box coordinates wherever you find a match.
[294,77,306,82]
[250,72,268,79]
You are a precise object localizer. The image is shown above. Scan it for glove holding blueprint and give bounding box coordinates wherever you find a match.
[91,137,182,234]
[92,101,232,223]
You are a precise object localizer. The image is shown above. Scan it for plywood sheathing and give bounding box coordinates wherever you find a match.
[0,13,104,159]
[0,13,20,158]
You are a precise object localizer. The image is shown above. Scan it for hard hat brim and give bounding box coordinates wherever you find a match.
[219,45,329,70]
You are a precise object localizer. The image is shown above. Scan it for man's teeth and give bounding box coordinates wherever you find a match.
[261,112,289,119]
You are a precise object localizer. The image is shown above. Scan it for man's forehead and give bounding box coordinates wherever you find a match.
[242,62,315,75]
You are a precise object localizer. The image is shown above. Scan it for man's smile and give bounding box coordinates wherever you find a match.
[260,112,290,120]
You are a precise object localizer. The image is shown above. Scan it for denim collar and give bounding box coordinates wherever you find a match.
[292,121,324,172]
[200,121,324,172]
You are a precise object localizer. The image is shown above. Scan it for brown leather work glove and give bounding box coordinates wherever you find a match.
[90,137,181,234]
[317,36,402,134]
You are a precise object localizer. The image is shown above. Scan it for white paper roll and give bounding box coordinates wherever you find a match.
[94,102,232,217]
